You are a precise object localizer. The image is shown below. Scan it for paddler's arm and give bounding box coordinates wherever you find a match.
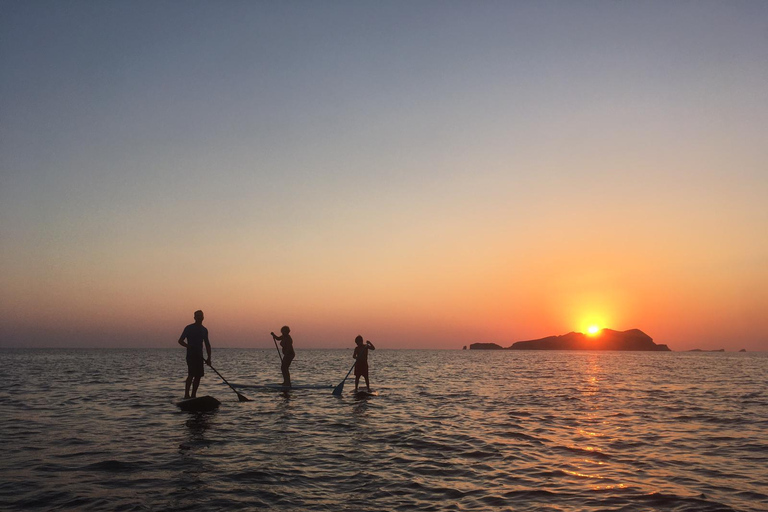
[177,335,188,348]
[366,341,376,350]
[204,337,212,365]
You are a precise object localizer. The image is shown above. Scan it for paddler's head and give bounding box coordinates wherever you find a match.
[194,310,204,323]
[355,335,363,346]
[281,325,290,335]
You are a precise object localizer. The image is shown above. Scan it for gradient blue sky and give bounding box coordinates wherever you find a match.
[2,1,767,349]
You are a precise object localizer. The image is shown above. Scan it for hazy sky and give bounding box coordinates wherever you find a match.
[2,1,767,350]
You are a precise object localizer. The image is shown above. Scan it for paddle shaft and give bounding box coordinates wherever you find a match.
[209,364,250,401]
[342,361,356,381]
[272,336,283,363]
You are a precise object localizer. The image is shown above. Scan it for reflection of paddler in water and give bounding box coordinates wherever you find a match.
[271,326,295,387]
[177,310,211,399]
[353,335,375,393]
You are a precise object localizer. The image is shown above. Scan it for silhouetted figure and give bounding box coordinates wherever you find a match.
[271,326,294,387]
[353,335,375,393]
[177,310,211,399]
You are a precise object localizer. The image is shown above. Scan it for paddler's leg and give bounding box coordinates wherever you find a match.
[184,375,193,399]
[281,353,294,387]
[191,376,201,398]
[280,359,288,386]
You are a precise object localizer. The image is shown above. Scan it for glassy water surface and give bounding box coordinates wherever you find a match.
[1,349,766,511]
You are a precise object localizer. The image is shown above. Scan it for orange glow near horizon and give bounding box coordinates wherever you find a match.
[587,325,601,336]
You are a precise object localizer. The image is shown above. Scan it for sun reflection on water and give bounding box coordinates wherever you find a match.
[577,429,604,437]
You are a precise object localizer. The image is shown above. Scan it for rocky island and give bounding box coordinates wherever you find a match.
[470,329,671,351]
[510,329,670,351]
[468,342,505,350]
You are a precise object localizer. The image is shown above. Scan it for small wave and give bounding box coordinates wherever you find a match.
[502,489,561,499]
[81,459,145,473]
[554,445,612,460]
[672,414,748,425]
[227,469,277,483]
[734,442,768,453]
[11,490,74,510]
[178,440,213,451]
[735,490,768,502]
[507,411,533,418]
[607,440,649,450]
[478,494,511,507]
[498,432,545,444]
[639,491,740,512]
[410,464,468,478]
[463,449,501,460]
[429,487,472,500]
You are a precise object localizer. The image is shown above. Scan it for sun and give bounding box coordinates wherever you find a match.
[587,325,601,336]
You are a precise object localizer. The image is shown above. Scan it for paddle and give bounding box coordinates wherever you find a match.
[271,333,283,363]
[208,363,250,402]
[332,361,357,396]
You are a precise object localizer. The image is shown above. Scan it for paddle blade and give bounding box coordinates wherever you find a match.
[237,392,250,402]
[333,362,356,396]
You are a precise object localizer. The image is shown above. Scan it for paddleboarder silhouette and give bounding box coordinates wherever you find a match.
[177,310,211,399]
[271,326,294,387]
[353,335,375,393]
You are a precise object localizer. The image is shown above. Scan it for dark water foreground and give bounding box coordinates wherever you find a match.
[1,349,766,511]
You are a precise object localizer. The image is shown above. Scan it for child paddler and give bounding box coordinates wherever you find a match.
[353,335,375,393]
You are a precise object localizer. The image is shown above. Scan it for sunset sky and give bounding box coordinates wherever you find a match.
[2,1,766,351]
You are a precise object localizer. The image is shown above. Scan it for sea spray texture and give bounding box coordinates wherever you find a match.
[0,349,766,511]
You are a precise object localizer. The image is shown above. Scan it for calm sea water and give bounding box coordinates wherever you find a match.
[1,349,766,511]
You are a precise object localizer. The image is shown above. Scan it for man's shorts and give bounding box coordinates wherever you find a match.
[187,355,205,377]
[354,360,368,378]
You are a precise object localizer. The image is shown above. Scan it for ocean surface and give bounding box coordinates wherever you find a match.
[1,349,766,511]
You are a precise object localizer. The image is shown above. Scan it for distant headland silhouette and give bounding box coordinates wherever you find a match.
[470,329,671,351]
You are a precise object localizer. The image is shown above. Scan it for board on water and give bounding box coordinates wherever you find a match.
[177,395,220,412]
[264,383,334,390]
[354,390,378,398]
[232,383,333,390]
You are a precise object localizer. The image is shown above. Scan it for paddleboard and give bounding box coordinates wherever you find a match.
[177,395,220,412]
[232,383,333,390]
[354,390,378,398]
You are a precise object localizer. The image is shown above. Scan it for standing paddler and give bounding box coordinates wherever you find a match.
[271,326,295,387]
[353,335,375,393]
[177,310,211,399]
